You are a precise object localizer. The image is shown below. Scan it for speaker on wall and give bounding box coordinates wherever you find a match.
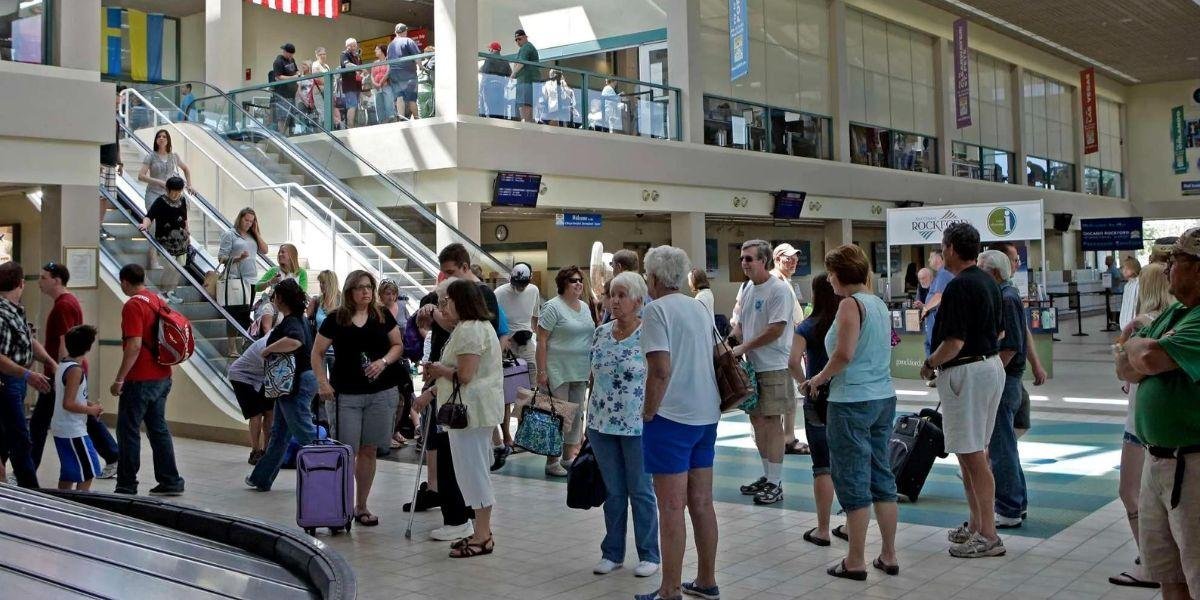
[1053,213,1073,232]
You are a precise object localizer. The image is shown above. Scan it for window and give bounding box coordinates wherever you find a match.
[704,95,831,160]
[954,51,1014,183]
[1084,98,1123,198]
[1,0,48,65]
[845,10,937,138]
[953,142,1013,183]
[851,124,937,173]
[1022,71,1075,191]
[1027,156,1075,192]
[1084,167,1124,198]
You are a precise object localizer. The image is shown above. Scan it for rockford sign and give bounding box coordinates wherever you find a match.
[887,201,1045,247]
[909,209,970,241]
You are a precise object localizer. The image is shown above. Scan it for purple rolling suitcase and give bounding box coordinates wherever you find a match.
[296,438,355,535]
[503,354,530,405]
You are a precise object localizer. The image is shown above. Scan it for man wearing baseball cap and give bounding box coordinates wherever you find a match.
[510,29,539,123]
[492,263,542,468]
[771,243,809,455]
[1117,227,1200,600]
[271,43,300,133]
[479,42,512,119]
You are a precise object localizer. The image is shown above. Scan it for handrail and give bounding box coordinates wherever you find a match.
[228,52,434,96]
[482,52,682,94]
[119,85,430,293]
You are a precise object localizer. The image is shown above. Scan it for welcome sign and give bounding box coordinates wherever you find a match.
[886,201,1045,246]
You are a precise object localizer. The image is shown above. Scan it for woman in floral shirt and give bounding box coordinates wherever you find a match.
[587,272,660,578]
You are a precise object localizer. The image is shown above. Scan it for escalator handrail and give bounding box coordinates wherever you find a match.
[119,86,430,293]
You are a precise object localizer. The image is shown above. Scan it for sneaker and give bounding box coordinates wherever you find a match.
[995,513,1024,529]
[430,522,473,541]
[682,580,720,600]
[403,483,440,512]
[244,476,268,492]
[752,482,784,505]
[491,445,512,471]
[634,561,660,577]
[148,484,184,496]
[98,463,119,480]
[739,476,768,495]
[947,521,973,544]
[545,462,568,477]
[6,474,17,485]
[593,558,623,575]
[634,592,682,600]
[949,532,1006,558]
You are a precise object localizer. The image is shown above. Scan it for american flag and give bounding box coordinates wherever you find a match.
[249,0,340,19]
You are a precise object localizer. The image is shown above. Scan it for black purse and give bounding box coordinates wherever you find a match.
[436,374,469,429]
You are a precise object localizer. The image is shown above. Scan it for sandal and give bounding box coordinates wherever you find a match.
[872,557,899,576]
[449,535,494,558]
[354,512,380,526]
[785,441,811,455]
[832,524,849,541]
[1108,572,1159,589]
[827,559,867,581]
[803,527,831,547]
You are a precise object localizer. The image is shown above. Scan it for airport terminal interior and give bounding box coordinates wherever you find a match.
[1,0,1199,598]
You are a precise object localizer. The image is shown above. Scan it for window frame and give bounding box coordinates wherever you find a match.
[1083,166,1125,198]
[703,93,833,160]
[1025,154,1076,192]
[952,141,1013,184]
[849,121,939,174]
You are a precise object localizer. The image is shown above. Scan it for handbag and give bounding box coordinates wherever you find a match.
[514,387,579,434]
[436,375,469,429]
[263,353,296,399]
[514,402,564,456]
[713,327,752,412]
[216,260,251,307]
[566,439,606,510]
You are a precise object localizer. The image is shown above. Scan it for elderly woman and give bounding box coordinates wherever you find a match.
[804,244,898,581]
[588,271,660,578]
[536,265,596,476]
[312,270,404,527]
[413,278,504,558]
[635,246,721,600]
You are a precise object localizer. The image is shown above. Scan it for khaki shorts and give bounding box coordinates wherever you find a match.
[1139,452,1200,592]
[750,368,795,417]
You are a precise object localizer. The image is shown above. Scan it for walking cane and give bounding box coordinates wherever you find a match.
[405,399,436,539]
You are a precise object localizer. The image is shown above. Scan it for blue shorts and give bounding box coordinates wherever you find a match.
[342,90,360,109]
[55,435,102,483]
[642,415,718,474]
[389,78,417,103]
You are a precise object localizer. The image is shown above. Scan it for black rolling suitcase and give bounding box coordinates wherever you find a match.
[889,405,947,502]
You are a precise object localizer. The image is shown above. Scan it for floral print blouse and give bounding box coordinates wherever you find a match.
[587,321,647,436]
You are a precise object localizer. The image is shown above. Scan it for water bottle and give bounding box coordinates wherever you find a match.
[361,352,376,382]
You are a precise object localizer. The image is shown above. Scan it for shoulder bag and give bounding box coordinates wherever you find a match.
[436,374,469,429]
[263,352,297,399]
[514,390,564,456]
[566,438,606,510]
[713,327,753,412]
[217,258,251,308]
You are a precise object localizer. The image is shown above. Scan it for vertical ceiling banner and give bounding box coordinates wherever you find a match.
[102,7,122,76]
[1080,67,1098,154]
[953,18,971,129]
[147,13,164,82]
[128,8,148,81]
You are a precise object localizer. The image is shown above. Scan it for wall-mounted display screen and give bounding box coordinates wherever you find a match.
[493,172,542,207]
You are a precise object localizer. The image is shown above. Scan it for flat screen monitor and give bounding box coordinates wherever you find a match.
[772,190,806,220]
[492,172,542,207]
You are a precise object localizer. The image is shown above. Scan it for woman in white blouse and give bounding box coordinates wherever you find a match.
[688,268,716,326]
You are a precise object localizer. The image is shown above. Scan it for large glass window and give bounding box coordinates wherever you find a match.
[845,9,937,139]
[953,51,1014,184]
[1026,156,1075,191]
[1084,167,1124,198]
[1,0,48,65]
[850,124,936,173]
[953,142,1013,183]
[1022,71,1075,190]
[1084,98,1123,198]
[704,95,831,159]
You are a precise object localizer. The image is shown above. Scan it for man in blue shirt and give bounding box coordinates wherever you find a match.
[387,23,422,120]
[922,249,955,357]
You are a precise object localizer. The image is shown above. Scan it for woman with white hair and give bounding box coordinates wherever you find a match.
[636,246,721,600]
[588,271,660,578]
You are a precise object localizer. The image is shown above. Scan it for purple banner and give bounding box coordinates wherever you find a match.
[953,18,971,129]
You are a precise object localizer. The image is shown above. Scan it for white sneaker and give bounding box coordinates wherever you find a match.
[995,513,1024,529]
[98,463,119,479]
[165,291,183,304]
[593,559,622,575]
[635,561,660,577]
[430,522,473,541]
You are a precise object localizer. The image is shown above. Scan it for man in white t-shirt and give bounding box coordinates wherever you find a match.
[730,239,794,506]
[489,263,541,468]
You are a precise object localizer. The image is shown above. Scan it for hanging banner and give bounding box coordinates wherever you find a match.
[953,19,971,129]
[1172,106,1189,174]
[1081,67,1098,154]
[1080,217,1144,251]
[885,201,1044,247]
[729,0,749,81]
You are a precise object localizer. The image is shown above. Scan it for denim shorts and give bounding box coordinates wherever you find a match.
[802,401,830,476]
[342,90,360,109]
[390,78,417,103]
[641,415,718,474]
[826,396,898,511]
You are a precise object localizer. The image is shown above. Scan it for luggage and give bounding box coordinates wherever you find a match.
[296,438,354,535]
[281,425,328,469]
[502,353,530,405]
[566,439,606,510]
[888,406,947,503]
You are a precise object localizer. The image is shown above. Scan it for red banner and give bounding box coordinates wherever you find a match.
[1080,67,1098,155]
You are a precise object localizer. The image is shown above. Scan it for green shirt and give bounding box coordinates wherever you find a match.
[1134,302,1200,447]
[256,266,308,294]
[539,295,595,389]
[515,43,539,83]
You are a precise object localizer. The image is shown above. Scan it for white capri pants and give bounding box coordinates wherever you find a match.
[449,426,496,509]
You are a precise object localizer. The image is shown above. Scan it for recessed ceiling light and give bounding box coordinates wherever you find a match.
[1118,17,1133,23]
[1188,56,1200,61]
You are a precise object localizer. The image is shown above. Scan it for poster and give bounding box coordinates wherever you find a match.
[1081,68,1098,155]
[728,0,749,81]
[886,201,1044,246]
[0,224,19,263]
[1172,106,1189,174]
[1080,217,1144,251]
[953,19,971,129]
[65,247,98,289]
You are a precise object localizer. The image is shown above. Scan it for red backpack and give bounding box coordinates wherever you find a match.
[133,294,195,366]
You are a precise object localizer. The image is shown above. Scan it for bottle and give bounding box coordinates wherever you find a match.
[361,352,375,381]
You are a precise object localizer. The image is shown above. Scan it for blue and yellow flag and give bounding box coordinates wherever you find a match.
[147,13,164,81]
[102,7,121,75]
[127,8,147,80]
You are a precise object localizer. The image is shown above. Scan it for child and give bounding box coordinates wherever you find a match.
[52,325,104,490]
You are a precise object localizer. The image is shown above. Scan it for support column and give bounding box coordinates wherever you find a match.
[205,0,244,91]
[829,0,851,162]
[54,0,99,71]
[435,201,482,254]
[933,38,955,176]
[41,186,101,378]
[823,219,853,257]
[1061,229,1078,271]
[433,0,481,119]
[1011,66,1027,185]
[665,0,703,143]
[670,212,707,269]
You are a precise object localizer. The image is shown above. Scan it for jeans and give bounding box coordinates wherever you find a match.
[588,429,660,564]
[990,374,1027,519]
[249,370,318,490]
[0,374,38,488]
[826,396,898,512]
[116,378,184,493]
[374,83,395,122]
[31,389,119,467]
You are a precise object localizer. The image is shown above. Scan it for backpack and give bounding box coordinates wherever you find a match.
[401,314,424,362]
[133,294,195,366]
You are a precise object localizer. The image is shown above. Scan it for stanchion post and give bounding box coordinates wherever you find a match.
[1072,288,1088,337]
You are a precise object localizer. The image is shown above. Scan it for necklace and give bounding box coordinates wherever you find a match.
[611,319,638,340]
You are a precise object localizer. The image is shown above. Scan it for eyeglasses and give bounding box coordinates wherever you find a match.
[739,256,757,263]
[567,277,584,284]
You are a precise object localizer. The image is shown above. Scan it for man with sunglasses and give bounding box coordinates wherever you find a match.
[29,262,119,477]
[1116,227,1200,600]
[510,29,539,123]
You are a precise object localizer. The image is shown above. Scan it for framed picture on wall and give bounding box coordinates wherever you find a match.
[0,224,19,263]
[64,247,99,289]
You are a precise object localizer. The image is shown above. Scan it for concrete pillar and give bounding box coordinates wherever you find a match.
[665,0,703,143]
[1061,229,1078,270]
[433,0,480,119]
[1011,66,1027,185]
[435,201,482,254]
[206,0,244,92]
[670,212,707,269]
[40,186,102,381]
[933,38,955,177]
[828,0,851,162]
[823,218,853,257]
[54,0,100,71]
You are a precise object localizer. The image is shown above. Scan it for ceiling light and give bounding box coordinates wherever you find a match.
[940,0,1140,83]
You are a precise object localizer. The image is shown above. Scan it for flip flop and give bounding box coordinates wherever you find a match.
[872,557,899,576]
[826,559,867,581]
[832,524,849,541]
[803,527,831,547]
[785,441,811,455]
[354,512,380,526]
[1108,572,1159,589]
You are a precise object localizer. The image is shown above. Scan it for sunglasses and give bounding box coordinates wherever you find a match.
[739,256,758,263]
[567,277,584,284]
[43,261,58,271]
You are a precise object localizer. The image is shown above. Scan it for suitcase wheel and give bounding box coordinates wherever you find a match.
[331,526,343,534]
[345,518,353,532]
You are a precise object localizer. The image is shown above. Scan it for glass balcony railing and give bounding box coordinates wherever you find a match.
[479,52,682,141]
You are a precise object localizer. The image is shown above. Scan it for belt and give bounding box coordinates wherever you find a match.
[941,354,997,370]
[1145,444,1200,509]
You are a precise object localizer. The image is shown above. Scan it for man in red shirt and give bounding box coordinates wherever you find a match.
[110,264,184,496]
[29,262,119,476]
